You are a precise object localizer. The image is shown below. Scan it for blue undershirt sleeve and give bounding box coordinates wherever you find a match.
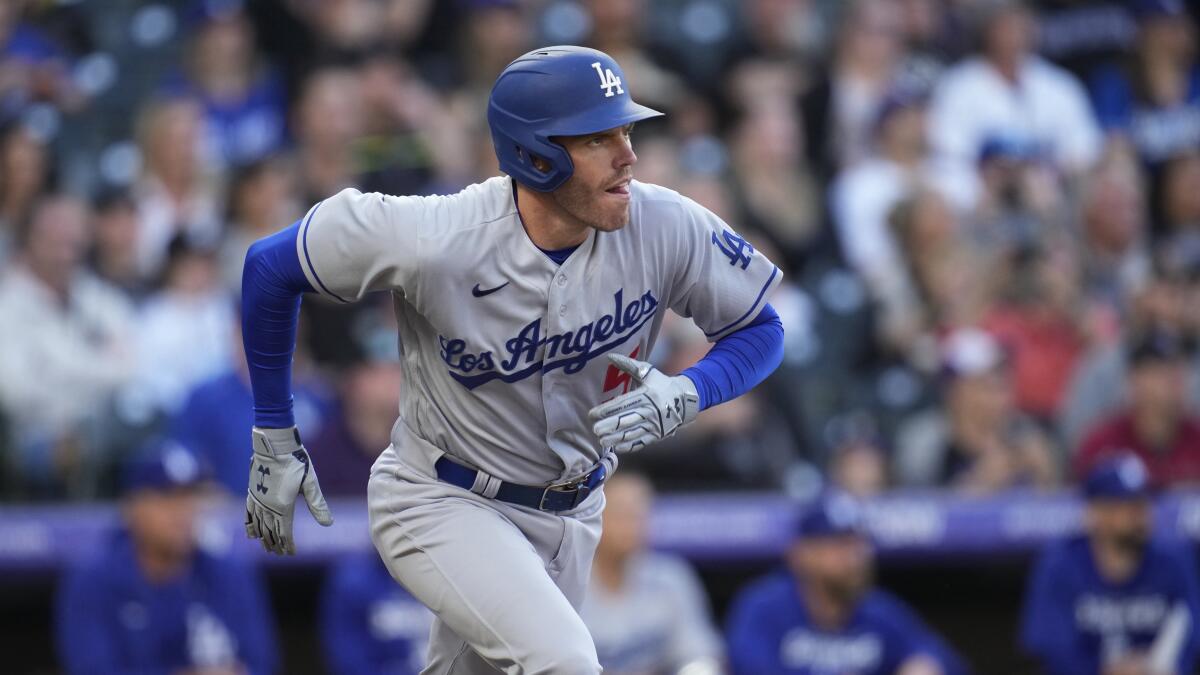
[681,303,784,411]
[241,221,314,428]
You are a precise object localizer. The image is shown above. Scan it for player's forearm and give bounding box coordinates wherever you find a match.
[681,303,784,410]
[241,221,315,428]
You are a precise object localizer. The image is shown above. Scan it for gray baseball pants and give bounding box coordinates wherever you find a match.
[367,430,607,674]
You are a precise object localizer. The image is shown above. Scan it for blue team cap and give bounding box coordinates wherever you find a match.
[1133,0,1187,20]
[978,134,1041,165]
[121,438,210,496]
[796,491,867,539]
[1083,454,1151,501]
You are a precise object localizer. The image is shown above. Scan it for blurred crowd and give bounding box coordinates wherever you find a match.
[5,0,1200,502]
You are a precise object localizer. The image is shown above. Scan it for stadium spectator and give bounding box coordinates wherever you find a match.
[1035,0,1138,79]
[1077,156,1153,320]
[580,472,724,675]
[876,193,983,369]
[1021,454,1200,673]
[927,0,1102,205]
[1074,331,1200,487]
[132,97,223,278]
[728,98,822,269]
[55,438,278,674]
[320,548,433,675]
[167,0,287,169]
[88,188,149,300]
[725,491,965,675]
[0,194,134,498]
[964,135,1063,257]
[1155,150,1200,249]
[895,328,1058,492]
[0,121,48,258]
[982,244,1089,423]
[1059,262,1197,452]
[308,360,402,497]
[801,0,908,177]
[291,67,364,204]
[126,235,236,417]
[1089,0,1200,170]
[216,158,298,292]
[0,1,85,121]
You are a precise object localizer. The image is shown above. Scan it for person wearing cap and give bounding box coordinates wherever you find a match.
[725,492,965,675]
[894,328,1057,492]
[1075,331,1200,487]
[1020,454,1200,674]
[579,472,724,675]
[55,438,277,675]
[320,548,434,675]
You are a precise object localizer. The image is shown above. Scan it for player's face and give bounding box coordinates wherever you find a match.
[1087,499,1152,554]
[552,124,637,232]
[123,490,201,559]
[791,534,873,604]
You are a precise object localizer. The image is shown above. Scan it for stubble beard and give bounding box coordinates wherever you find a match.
[552,178,630,233]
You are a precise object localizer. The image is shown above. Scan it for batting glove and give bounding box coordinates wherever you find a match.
[245,426,333,555]
[589,353,700,453]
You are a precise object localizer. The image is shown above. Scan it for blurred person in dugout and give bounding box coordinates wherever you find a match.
[55,438,277,675]
[894,328,1058,492]
[578,472,724,675]
[725,491,966,675]
[1021,454,1200,674]
[1075,330,1200,487]
[321,548,434,675]
[0,193,135,499]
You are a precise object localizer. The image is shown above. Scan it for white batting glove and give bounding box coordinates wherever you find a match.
[245,426,333,555]
[589,354,700,453]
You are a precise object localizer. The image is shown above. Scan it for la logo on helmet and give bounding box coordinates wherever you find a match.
[590,62,624,98]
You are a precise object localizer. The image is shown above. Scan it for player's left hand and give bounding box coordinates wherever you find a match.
[589,354,700,453]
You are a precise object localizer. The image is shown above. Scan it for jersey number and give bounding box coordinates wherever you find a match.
[591,62,624,98]
[712,230,754,270]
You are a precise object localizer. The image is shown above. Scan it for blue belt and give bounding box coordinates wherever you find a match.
[434,455,607,512]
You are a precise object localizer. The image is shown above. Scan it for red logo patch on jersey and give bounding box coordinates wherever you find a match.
[603,346,640,395]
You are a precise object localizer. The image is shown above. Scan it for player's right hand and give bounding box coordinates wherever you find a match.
[245,426,333,555]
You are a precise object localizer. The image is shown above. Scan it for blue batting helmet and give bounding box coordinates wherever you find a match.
[487,46,663,192]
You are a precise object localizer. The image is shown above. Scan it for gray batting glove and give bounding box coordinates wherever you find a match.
[245,426,333,555]
[589,353,700,453]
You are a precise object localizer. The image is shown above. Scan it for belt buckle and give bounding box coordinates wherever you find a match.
[539,474,589,512]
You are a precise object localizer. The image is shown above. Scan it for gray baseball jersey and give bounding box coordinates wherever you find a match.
[296,176,781,484]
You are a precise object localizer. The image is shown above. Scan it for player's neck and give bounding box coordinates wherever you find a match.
[514,183,591,251]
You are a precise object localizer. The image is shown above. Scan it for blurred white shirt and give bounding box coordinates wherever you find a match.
[126,290,235,415]
[581,553,725,675]
[927,56,1102,205]
[0,266,135,443]
[830,156,974,294]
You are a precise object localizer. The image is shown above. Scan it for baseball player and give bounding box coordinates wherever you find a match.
[1020,454,1200,674]
[725,491,966,675]
[240,45,785,674]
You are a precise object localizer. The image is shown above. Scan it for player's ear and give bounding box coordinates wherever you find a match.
[531,155,550,173]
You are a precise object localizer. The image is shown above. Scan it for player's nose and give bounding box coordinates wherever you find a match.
[614,137,637,170]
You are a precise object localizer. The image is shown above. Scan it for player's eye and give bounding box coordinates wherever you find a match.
[588,136,605,146]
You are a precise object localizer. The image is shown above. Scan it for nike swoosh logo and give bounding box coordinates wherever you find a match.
[472,281,510,298]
